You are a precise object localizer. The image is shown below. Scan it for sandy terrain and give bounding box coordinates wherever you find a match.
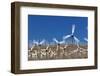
[28,44,88,60]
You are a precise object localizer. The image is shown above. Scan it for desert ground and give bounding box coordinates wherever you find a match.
[28,44,88,60]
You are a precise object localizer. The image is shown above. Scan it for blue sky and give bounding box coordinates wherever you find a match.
[28,15,88,45]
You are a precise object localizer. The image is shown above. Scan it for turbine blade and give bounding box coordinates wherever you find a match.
[74,36,79,43]
[84,38,88,42]
[63,35,71,40]
[33,40,38,45]
[53,38,58,43]
[60,40,65,44]
[72,24,75,34]
[40,39,45,44]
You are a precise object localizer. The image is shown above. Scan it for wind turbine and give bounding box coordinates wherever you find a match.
[53,38,65,45]
[84,27,88,42]
[28,40,36,51]
[33,39,45,46]
[53,38,65,50]
[28,41,33,49]
[63,24,80,46]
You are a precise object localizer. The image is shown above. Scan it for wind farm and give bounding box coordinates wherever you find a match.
[28,24,88,60]
[28,15,88,60]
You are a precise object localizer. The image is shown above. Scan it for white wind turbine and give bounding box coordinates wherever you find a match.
[53,38,65,51]
[29,40,35,51]
[84,27,88,42]
[33,39,46,46]
[53,38,65,45]
[28,40,33,49]
[63,24,80,47]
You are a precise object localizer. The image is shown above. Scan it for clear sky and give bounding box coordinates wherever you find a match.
[28,15,88,45]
